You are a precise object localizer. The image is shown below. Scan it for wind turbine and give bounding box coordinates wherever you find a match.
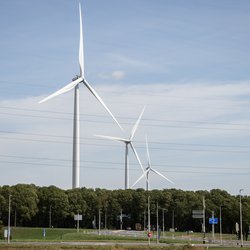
[39,3,123,189]
[131,135,174,191]
[95,107,146,189]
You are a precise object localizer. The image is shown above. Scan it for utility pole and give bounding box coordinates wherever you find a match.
[172,210,175,239]
[104,207,107,230]
[14,209,16,227]
[162,208,165,237]
[148,196,151,245]
[120,209,123,230]
[98,208,101,235]
[7,194,11,244]
[156,202,159,244]
[144,210,146,231]
[77,212,80,233]
[212,211,215,241]
[239,189,244,247]
[220,206,223,245]
[49,205,52,228]
[203,196,206,244]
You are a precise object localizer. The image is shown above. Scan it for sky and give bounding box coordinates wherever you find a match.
[1,0,250,195]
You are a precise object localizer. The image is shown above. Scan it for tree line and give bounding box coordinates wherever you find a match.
[0,184,249,234]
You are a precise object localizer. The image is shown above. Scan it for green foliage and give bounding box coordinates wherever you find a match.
[0,184,249,233]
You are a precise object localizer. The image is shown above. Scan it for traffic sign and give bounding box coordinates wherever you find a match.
[209,218,218,224]
[74,214,83,221]
[192,210,203,219]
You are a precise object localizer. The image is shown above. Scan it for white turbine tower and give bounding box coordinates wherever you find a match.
[131,135,174,191]
[95,107,146,189]
[39,3,122,189]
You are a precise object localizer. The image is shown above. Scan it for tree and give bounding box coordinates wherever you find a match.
[36,186,69,228]
[7,184,38,226]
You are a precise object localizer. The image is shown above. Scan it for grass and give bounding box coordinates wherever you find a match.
[1,227,249,250]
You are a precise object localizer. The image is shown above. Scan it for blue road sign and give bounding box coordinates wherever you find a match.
[209,218,218,224]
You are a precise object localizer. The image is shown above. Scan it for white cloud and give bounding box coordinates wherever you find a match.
[98,70,126,81]
[1,80,250,193]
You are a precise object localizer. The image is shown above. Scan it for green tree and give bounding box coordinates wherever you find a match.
[6,184,38,226]
[36,185,69,228]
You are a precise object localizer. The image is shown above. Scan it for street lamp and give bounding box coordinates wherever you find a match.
[7,194,11,244]
[49,205,52,228]
[156,202,159,244]
[148,195,151,245]
[239,189,244,247]
[162,208,165,237]
[219,205,223,245]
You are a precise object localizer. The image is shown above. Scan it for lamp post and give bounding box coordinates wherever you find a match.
[239,189,244,247]
[98,208,101,235]
[162,208,165,237]
[148,195,151,245]
[156,202,159,244]
[7,194,11,244]
[49,205,52,228]
[220,205,223,245]
[120,208,123,230]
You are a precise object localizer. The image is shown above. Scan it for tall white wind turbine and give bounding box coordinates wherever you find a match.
[131,136,174,191]
[95,107,146,189]
[39,3,123,189]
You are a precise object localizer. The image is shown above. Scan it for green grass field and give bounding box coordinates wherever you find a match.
[1,227,249,250]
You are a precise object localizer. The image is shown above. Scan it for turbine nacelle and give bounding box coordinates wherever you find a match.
[72,75,81,81]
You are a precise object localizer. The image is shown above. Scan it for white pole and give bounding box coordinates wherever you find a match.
[162,208,165,237]
[120,209,123,230]
[7,194,11,244]
[49,205,52,228]
[240,189,244,247]
[172,210,175,239]
[104,208,107,230]
[98,209,101,235]
[212,211,215,241]
[220,206,222,245]
[72,85,80,189]
[156,202,159,244]
[125,144,128,189]
[203,196,206,244]
[77,213,79,233]
[148,195,151,245]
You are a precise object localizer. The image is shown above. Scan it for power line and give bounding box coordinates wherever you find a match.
[1,129,250,149]
[0,153,249,171]
[0,159,249,176]
[2,111,250,132]
[1,135,250,154]
[1,105,250,128]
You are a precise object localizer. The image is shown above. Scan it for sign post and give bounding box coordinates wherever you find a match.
[192,197,206,244]
[74,214,82,232]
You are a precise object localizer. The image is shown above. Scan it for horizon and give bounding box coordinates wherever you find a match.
[1,0,250,196]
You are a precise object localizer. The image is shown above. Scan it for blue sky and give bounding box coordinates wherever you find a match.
[1,0,250,195]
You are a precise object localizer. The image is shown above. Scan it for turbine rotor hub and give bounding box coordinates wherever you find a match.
[72,75,80,81]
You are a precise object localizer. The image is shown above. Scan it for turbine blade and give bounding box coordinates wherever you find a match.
[130,142,146,178]
[83,79,123,130]
[131,173,145,188]
[145,135,151,166]
[131,168,150,188]
[79,3,84,78]
[39,77,83,104]
[151,168,174,184]
[130,106,145,141]
[94,134,128,143]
